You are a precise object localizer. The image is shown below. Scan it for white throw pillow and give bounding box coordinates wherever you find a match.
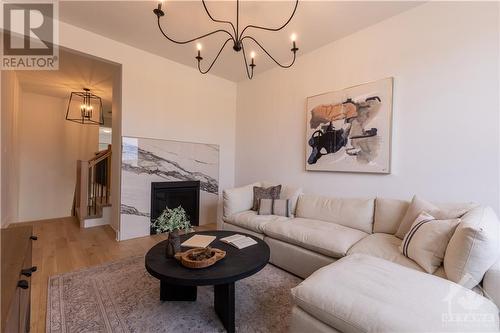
[399,212,460,274]
[444,206,500,288]
[395,195,469,239]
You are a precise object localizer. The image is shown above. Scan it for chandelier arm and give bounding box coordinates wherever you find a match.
[240,42,254,80]
[197,38,233,74]
[202,0,237,38]
[241,36,297,69]
[157,16,235,44]
[238,0,298,40]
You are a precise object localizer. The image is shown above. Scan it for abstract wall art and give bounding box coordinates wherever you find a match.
[305,78,393,173]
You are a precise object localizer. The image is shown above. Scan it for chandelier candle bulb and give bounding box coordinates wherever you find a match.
[153,0,299,79]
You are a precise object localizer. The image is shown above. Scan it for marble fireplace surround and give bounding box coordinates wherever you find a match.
[120,136,219,240]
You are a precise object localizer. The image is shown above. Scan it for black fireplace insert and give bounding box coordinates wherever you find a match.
[150,181,200,234]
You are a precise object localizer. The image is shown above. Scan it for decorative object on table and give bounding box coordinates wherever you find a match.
[220,234,258,249]
[174,247,226,269]
[65,88,104,125]
[252,185,281,211]
[181,234,216,248]
[152,0,299,79]
[151,206,192,257]
[306,78,393,174]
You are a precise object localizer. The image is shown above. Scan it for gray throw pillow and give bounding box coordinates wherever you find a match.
[252,185,281,211]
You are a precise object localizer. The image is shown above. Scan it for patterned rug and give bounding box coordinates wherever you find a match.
[47,256,302,333]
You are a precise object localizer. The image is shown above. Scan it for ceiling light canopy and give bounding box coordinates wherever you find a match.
[65,88,104,125]
[153,0,299,79]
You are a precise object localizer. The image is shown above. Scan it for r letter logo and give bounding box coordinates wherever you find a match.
[2,1,59,70]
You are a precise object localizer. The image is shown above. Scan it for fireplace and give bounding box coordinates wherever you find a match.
[150,181,200,234]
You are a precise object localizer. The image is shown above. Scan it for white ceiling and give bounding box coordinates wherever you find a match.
[59,1,422,82]
[16,48,118,113]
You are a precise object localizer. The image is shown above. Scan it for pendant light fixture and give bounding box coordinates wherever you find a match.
[153,0,299,79]
[65,88,104,125]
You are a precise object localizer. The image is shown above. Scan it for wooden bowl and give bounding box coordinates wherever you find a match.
[174,247,226,269]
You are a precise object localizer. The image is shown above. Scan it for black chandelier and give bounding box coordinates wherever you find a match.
[65,88,104,125]
[153,0,299,79]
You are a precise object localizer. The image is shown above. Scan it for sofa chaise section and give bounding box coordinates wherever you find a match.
[290,254,499,333]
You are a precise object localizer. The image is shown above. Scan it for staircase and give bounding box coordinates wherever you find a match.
[73,145,112,228]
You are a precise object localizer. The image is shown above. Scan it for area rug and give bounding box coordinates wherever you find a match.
[47,256,302,333]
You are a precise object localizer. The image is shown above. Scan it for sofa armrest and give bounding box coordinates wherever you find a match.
[223,182,260,219]
[483,257,500,308]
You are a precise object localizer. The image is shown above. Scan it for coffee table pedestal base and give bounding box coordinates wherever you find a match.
[160,280,197,301]
[214,282,235,333]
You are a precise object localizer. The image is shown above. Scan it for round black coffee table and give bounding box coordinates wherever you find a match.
[145,230,270,333]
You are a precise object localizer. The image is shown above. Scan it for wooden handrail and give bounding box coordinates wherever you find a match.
[89,144,111,164]
[89,149,111,167]
[74,144,112,224]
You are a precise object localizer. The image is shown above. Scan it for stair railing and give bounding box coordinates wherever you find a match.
[74,144,112,221]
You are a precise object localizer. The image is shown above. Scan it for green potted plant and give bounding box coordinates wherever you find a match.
[151,205,192,257]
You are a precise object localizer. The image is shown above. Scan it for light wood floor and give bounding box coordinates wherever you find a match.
[15,217,216,333]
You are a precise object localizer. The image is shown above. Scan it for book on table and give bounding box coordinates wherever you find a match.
[220,234,257,249]
[181,234,216,248]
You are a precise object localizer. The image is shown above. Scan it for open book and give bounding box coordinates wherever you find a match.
[220,234,257,250]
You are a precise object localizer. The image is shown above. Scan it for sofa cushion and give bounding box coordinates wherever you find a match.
[295,194,374,234]
[225,210,289,233]
[400,212,460,274]
[374,198,409,234]
[291,254,499,333]
[347,233,425,272]
[395,195,471,239]
[445,206,500,289]
[263,218,368,258]
[223,182,260,218]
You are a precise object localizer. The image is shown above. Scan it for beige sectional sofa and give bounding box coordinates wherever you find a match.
[222,182,500,332]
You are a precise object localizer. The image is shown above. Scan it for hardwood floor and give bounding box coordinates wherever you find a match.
[12,217,216,333]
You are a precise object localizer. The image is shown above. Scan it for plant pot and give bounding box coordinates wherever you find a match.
[166,230,181,258]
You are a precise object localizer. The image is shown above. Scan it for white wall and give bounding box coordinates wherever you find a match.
[236,2,500,211]
[57,21,237,238]
[16,92,98,222]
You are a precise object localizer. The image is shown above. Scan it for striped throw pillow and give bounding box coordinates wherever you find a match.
[400,211,461,273]
[258,199,291,217]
